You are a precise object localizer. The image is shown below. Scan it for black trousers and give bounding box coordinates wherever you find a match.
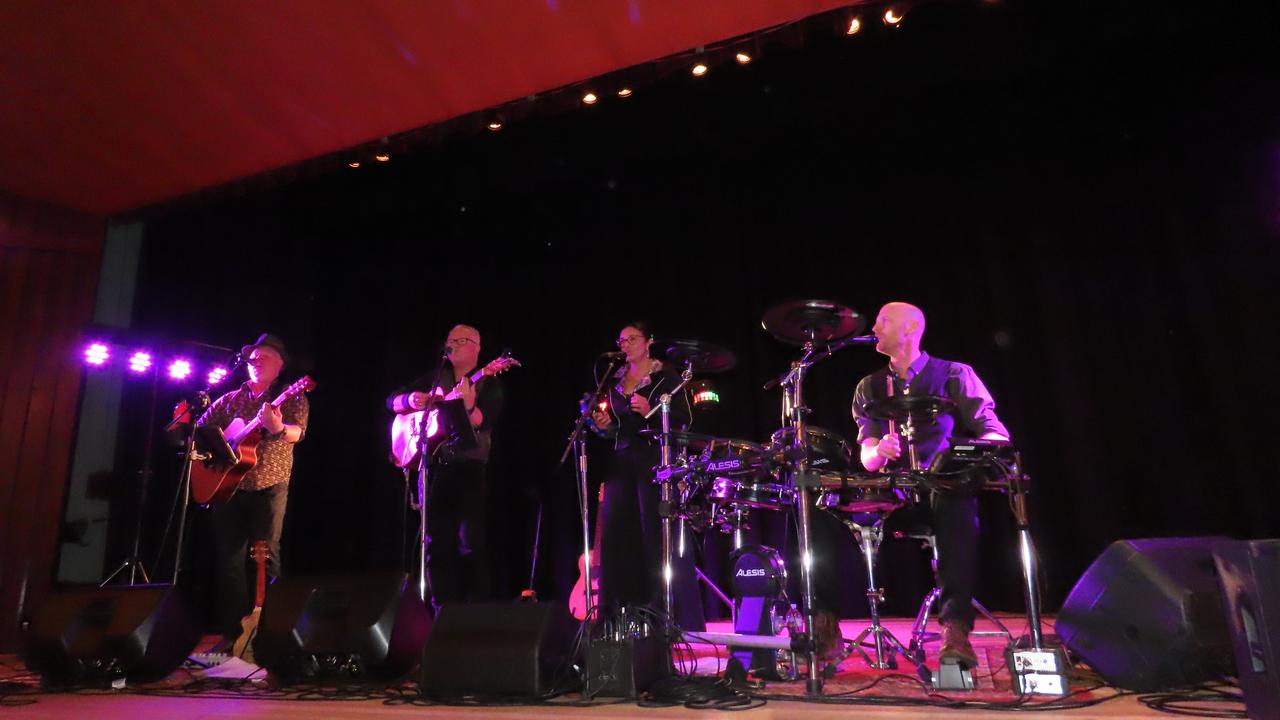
[423,460,490,609]
[930,491,979,628]
[599,446,706,631]
[213,483,288,638]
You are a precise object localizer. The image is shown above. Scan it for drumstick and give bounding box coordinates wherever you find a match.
[885,374,896,437]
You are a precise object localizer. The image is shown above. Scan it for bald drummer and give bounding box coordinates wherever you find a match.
[851,301,1009,668]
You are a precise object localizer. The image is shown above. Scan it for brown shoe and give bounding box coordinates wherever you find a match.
[938,621,978,668]
[812,610,845,662]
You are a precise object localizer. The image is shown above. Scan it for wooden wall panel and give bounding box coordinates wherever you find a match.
[0,192,103,651]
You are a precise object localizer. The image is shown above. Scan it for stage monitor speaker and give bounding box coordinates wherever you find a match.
[1213,539,1280,720]
[20,584,200,685]
[254,571,430,682]
[1055,537,1234,691]
[419,601,579,697]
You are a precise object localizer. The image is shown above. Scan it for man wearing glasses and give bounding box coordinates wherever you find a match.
[388,324,504,609]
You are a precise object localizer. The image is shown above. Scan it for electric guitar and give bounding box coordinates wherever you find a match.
[231,540,269,663]
[390,353,520,468]
[190,376,316,504]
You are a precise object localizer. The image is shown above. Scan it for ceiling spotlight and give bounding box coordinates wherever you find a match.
[735,52,752,65]
[347,161,361,168]
[883,8,904,26]
[616,87,633,98]
[691,63,709,77]
[582,91,599,105]
[846,16,863,35]
[486,120,504,131]
[374,153,391,162]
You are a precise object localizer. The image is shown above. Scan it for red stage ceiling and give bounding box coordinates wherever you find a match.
[0,1,854,216]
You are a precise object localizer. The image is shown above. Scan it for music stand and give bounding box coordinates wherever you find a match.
[433,399,477,455]
[193,424,238,467]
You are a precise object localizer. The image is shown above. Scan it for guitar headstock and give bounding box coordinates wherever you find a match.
[288,375,317,395]
[250,540,269,564]
[483,353,521,377]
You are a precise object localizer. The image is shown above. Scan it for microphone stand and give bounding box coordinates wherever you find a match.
[414,348,451,606]
[762,335,875,391]
[153,351,246,585]
[557,355,623,627]
[643,362,693,624]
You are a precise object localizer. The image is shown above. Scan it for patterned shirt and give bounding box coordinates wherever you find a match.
[198,380,309,490]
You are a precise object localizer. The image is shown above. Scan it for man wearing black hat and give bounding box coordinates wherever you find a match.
[198,333,309,652]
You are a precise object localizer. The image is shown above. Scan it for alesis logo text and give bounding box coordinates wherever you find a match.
[708,460,745,472]
[736,568,768,577]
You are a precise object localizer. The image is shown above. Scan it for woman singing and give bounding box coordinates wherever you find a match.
[591,322,705,631]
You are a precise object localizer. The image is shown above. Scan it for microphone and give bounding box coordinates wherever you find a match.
[441,345,453,358]
[818,334,878,357]
[601,351,627,360]
[842,335,879,346]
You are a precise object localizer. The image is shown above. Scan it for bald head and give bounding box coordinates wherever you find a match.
[445,324,482,370]
[872,302,926,357]
[883,302,925,333]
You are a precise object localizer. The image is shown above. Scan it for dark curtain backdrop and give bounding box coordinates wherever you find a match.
[119,0,1277,622]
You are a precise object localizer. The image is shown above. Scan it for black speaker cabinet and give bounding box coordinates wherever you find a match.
[1055,537,1234,691]
[20,584,200,684]
[254,571,430,682]
[1213,539,1280,720]
[420,601,579,697]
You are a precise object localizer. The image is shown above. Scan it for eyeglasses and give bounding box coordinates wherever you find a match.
[446,337,478,347]
[616,335,646,347]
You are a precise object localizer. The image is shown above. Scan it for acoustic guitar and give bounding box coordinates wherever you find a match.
[190,375,316,504]
[231,540,269,662]
[389,354,520,468]
[568,484,606,621]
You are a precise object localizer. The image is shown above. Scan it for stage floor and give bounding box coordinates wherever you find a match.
[0,616,1240,719]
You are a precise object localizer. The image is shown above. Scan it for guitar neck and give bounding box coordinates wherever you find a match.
[251,541,269,608]
[443,360,501,398]
[231,389,293,444]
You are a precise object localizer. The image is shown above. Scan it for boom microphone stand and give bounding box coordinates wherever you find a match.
[557,355,623,620]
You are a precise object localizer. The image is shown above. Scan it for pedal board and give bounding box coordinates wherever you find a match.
[931,660,975,691]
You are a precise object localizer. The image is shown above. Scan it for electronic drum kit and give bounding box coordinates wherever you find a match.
[636,299,1046,695]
